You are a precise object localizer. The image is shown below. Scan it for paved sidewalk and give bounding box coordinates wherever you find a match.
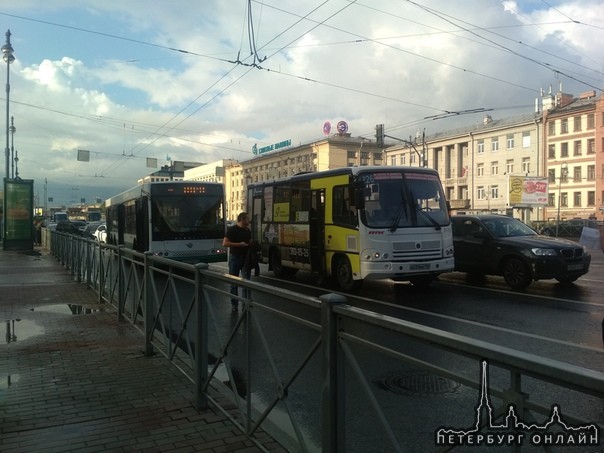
[0,247,284,453]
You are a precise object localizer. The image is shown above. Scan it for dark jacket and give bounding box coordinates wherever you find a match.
[243,240,261,276]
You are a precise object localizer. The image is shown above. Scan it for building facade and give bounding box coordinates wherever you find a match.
[384,113,543,223]
[383,89,604,222]
[542,90,603,220]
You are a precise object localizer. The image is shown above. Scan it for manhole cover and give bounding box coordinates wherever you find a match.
[375,370,461,396]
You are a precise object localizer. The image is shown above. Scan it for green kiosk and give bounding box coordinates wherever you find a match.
[3,178,34,251]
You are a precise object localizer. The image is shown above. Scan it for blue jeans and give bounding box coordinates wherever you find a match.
[228,254,250,308]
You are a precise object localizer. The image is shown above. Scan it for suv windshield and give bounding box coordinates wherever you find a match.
[357,171,449,229]
[480,217,537,238]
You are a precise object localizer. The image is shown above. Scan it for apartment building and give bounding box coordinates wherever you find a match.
[542,90,603,220]
[383,89,604,222]
[383,113,543,223]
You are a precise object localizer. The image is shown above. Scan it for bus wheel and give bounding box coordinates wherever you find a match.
[334,256,362,291]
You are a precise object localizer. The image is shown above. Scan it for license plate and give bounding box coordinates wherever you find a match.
[567,263,583,271]
[410,263,430,271]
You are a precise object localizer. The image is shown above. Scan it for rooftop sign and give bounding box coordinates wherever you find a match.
[252,139,292,155]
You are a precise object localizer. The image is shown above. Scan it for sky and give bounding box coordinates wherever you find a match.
[0,0,602,206]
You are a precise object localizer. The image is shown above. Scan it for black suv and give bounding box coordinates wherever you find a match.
[451,214,591,289]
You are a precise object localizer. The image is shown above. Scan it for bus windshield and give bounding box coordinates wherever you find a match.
[151,193,224,240]
[358,171,450,230]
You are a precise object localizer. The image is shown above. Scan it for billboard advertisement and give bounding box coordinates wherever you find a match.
[507,175,548,207]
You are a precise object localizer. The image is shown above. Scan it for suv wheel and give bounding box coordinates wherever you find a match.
[502,257,532,289]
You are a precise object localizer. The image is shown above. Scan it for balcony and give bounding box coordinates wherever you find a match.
[449,199,471,209]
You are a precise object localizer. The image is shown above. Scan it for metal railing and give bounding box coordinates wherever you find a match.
[49,231,604,452]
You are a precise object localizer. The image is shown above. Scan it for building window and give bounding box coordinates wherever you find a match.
[587,191,595,206]
[491,161,498,175]
[491,137,499,152]
[373,152,382,161]
[548,121,555,136]
[548,169,555,183]
[587,165,595,181]
[573,116,581,132]
[548,193,555,207]
[401,154,406,165]
[522,131,531,148]
[477,140,484,153]
[410,153,416,164]
[347,151,355,159]
[573,192,581,207]
[390,155,397,166]
[560,192,568,207]
[477,163,484,176]
[587,113,595,129]
[573,166,582,182]
[548,144,556,159]
[506,159,514,174]
[560,142,568,157]
[561,119,568,133]
[522,157,530,174]
[491,185,499,199]
[506,134,514,149]
[573,140,582,156]
[477,186,485,200]
[587,138,595,154]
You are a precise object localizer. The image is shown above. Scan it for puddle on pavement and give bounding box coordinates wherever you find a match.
[3,319,44,343]
[33,304,105,315]
[0,373,20,389]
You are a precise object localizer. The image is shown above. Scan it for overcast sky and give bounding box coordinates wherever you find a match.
[0,0,602,206]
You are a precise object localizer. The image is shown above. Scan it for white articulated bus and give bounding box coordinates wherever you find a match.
[105,181,227,263]
[247,166,454,290]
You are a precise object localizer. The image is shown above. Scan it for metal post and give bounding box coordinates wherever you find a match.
[555,163,568,237]
[194,262,209,410]
[320,293,347,452]
[98,239,104,304]
[2,30,14,247]
[117,245,125,321]
[9,116,14,179]
[144,252,154,356]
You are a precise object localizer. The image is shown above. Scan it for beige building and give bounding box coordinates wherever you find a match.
[222,135,383,220]
[383,88,604,223]
[384,113,543,223]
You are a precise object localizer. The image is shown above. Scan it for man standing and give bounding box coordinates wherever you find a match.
[223,212,251,312]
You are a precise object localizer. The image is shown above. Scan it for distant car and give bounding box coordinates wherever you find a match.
[451,214,591,289]
[93,224,107,243]
[56,220,87,235]
[82,221,104,239]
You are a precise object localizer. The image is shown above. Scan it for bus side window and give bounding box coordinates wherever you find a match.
[333,185,357,227]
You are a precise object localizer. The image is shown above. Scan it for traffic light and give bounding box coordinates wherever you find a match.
[376,124,384,147]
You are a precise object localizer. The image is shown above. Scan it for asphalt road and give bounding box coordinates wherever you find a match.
[211,249,604,372]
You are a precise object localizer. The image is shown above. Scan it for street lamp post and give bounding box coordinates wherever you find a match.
[1,29,14,246]
[555,162,568,237]
[9,116,15,178]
